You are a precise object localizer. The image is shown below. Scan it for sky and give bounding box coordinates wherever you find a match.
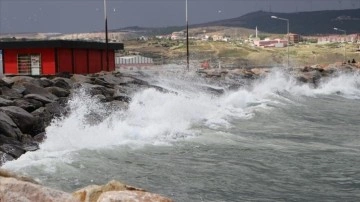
[0,0,360,34]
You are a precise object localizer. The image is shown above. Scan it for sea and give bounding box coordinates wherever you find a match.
[3,65,360,202]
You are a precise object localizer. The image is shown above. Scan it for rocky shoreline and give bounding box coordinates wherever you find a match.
[0,71,171,165]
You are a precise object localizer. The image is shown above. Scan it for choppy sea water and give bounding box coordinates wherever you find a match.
[3,65,360,202]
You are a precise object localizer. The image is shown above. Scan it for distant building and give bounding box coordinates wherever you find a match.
[317,34,360,44]
[171,31,185,40]
[254,38,288,48]
[0,40,123,75]
[288,33,300,44]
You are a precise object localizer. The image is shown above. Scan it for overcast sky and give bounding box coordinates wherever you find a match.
[0,0,359,34]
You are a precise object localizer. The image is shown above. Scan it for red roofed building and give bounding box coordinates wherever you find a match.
[0,40,123,75]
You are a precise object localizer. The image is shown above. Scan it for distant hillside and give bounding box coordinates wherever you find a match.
[196,8,360,35]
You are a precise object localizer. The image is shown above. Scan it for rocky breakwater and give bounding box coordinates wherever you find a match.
[0,168,173,202]
[0,72,169,165]
[197,62,360,87]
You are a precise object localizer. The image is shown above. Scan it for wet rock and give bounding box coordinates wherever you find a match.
[13,98,43,112]
[0,97,14,107]
[113,90,132,103]
[22,83,59,101]
[0,151,15,164]
[24,94,55,104]
[0,86,23,99]
[0,144,26,159]
[0,111,23,139]
[0,106,37,134]
[11,76,42,86]
[53,78,72,89]
[39,77,54,87]
[107,100,129,110]
[46,86,70,97]
[90,77,114,88]
[31,107,53,134]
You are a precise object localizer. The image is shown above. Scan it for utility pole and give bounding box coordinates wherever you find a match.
[104,0,109,71]
[186,0,189,71]
[271,16,290,68]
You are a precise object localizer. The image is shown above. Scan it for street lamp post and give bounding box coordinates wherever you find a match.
[271,15,289,68]
[186,0,189,71]
[104,0,109,71]
[334,27,347,63]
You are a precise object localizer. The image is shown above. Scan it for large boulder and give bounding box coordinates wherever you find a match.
[13,98,43,112]
[39,77,54,87]
[22,83,58,101]
[71,74,91,83]
[52,78,72,90]
[0,111,23,139]
[24,94,55,104]
[0,175,78,202]
[46,86,70,97]
[72,180,144,202]
[98,191,173,202]
[0,106,37,134]
[0,86,23,99]
[31,107,53,134]
[0,97,14,107]
[9,76,42,87]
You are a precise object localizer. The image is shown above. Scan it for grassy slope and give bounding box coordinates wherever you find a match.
[124,39,360,67]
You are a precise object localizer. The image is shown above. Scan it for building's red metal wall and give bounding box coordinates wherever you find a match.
[109,51,115,71]
[74,49,88,74]
[3,48,55,75]
[88,50,102,73]
[57,48,73,73]
[101,50,115,72]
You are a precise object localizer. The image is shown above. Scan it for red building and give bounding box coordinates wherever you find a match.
[0,40,123,75]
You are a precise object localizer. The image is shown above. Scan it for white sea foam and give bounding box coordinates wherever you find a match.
[4,67,360,170]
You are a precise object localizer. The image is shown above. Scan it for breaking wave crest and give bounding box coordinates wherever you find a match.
[4,68,360,170]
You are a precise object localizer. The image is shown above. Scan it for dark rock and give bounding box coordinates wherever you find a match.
[0,151,15,165]
[24,94,55,104]
[0,79,12,88]
[0,97,14,107]
[46,87,70,97]
[13,98,43,112]
[11,76,42,86]
[70,74,91,83]
[45,102,65,117]
[83,83,114,100]
[113,90,132,103]
[0,106,37,135]
[53,78,72,89]
[33,132,46,143]
[0,111,23,139]
[0,144,26,159]
[31,107,52,134]
[93,94,107,102]
[90,77,114,88]
[39,78,54,87]
[22,83,58,101]
[11,83,27,94]
[101,74,124,85]
[0,86,23,99]
[107,100,129,110]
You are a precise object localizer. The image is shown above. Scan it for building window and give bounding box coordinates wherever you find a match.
[17,54,41,75]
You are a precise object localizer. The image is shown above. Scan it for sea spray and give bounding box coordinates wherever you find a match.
[4,68,360,171]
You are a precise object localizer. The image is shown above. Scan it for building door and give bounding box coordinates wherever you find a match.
[30,55,41,75]
[17,54,41,75]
